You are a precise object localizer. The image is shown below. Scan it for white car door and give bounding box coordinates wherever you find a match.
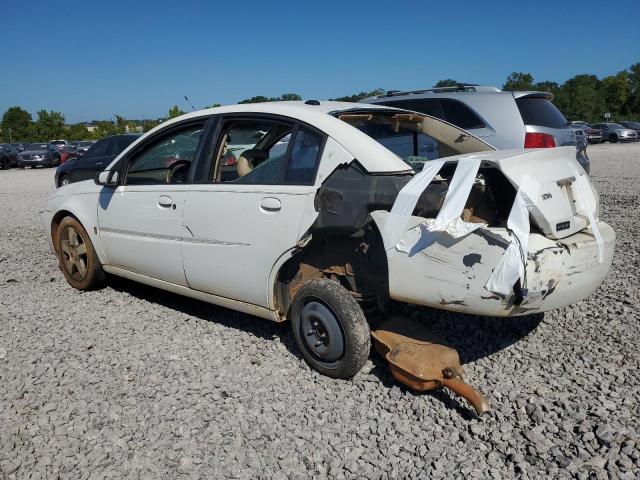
[98,123,206,286]
[181,121,324,308]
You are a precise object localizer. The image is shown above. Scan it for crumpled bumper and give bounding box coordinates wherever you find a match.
[372,211,615,316]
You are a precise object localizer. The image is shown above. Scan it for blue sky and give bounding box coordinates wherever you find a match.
[1,0,638,123]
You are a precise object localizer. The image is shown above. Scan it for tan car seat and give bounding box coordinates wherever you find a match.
[236,149,268,177]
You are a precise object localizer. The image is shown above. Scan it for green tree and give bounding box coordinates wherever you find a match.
[31,110,66,141]
[1,107,33,142]
[503,72,535,91]
[66,124,91,141]
[208,103,222,108]
[280,93,302,101]
[330,88,386,102]
[434,79,458,87]
[168,105,185,118]
[238,95,272,104]
[601,71,631,117]
[628,63,640,117]
[561,74,605,121]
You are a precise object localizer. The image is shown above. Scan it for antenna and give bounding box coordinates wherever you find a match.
[184,95,196,111]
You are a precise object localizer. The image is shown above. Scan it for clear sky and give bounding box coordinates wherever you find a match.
[1,0,638,123]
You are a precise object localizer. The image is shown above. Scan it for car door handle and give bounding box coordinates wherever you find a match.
[158,195,173,208]
[260,197,281,212]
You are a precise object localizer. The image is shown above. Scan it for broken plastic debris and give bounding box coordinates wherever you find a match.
[485,174,539,297]
[570,165,604,263]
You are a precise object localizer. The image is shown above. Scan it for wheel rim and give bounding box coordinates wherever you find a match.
[299,299,345,367]
[61,176,70,186]
[60,226,88,281]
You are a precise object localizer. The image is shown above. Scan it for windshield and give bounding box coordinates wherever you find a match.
[621,122,640,128]
[608,123,625,128]
[77,141,94,147]
[335,109,493,170]
[27,144,48,150]
[50,141,65,146]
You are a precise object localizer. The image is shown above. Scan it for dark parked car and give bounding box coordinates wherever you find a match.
[0,144,19,169]
[11,143,27,152]
[17,143,61,168]
[616,121,640,138]
[55,134,140,187]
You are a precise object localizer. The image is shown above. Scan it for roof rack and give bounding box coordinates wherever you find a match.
[377,85,502,98]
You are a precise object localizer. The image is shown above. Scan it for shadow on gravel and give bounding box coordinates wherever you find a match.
[106,276,543,417]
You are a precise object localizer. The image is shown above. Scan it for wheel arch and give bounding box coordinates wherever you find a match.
[269,220,390,321]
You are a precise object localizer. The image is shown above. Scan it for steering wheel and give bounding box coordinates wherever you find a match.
[165,160,191,183]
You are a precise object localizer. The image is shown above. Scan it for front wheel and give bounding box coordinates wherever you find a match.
[59,174,71,187]
[609,134,618,143]
[290,279,370,379]
[56,216,105,290]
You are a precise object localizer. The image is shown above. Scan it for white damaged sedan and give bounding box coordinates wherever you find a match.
[44,101,614,380]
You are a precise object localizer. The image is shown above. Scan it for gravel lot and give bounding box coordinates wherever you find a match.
[1,143,639,479]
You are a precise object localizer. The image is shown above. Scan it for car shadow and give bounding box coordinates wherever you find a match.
[106,276,543,418]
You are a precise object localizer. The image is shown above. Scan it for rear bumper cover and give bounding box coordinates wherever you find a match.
[373,211,614,317]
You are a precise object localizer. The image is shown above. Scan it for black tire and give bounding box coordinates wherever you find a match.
[56,216,106,290]
[59,174,71,187]
[290,278,370,379]
[0,158,5,170]
[609,134,618,143]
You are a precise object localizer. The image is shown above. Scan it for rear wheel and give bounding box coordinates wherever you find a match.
[290,279,370,379]
[56,216,105,290]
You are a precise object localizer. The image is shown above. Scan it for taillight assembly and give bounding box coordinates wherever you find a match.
[524,132,556,148]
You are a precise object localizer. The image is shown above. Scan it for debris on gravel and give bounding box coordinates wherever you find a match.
[1,143,639,479]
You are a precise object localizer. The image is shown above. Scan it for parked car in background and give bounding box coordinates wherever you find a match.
[616,121,640,137]
[570,124,588,161]
[50,140,71,151]
[569,121,603,144]
[17,143,61,168]
[591,123,638,143]
[0,143,19,169]
[361,85,590,173]
[11,143,28,152]
[44,101,613,383]
[55,134,140,187]
[75,140,96,156]
[60,145,78,164]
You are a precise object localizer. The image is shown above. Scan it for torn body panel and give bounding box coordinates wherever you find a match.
[371,210,615,316]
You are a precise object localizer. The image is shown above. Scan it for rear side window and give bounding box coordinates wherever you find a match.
[516,98,568,129]
[440,99,485,129]
[381,99,445,120]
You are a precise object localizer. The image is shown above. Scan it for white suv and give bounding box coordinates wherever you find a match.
[361,85,589,173]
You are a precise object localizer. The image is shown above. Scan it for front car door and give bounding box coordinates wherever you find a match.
[97,121,207,285]
[181,116,325,307]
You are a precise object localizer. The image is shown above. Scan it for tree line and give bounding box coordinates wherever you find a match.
[2,63,638,143]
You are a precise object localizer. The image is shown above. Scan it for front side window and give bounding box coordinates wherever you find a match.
[125,125,204,185]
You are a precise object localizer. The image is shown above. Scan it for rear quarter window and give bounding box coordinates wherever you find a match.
[516,98,568,129]
[439,99,485,130]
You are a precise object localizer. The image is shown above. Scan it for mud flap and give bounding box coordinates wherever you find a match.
[372,317,490,416]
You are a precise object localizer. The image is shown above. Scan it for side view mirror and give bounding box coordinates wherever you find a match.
[95,170,119,187]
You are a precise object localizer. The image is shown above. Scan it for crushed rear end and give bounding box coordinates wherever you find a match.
[370,146,614,316]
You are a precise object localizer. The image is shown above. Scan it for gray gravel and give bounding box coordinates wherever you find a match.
[1,143,639,479]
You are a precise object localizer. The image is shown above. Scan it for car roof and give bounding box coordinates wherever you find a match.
[130,101,413,173]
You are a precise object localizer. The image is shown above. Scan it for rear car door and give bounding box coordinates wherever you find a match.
[181,117,325,307]
[97,122,206,285]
